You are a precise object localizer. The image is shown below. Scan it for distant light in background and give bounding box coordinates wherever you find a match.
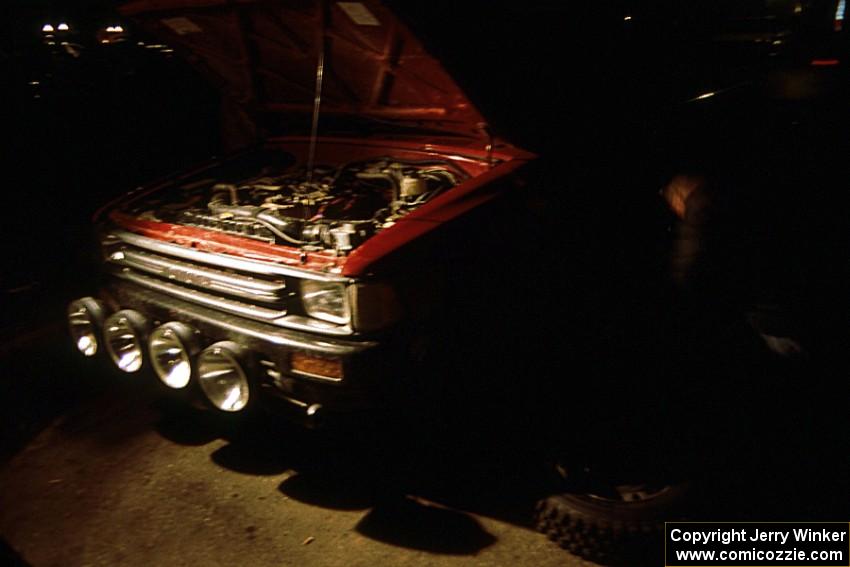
[99,25,128,45]
[624,15,632,21]
[835,0,846,31]
[142,42,174,54]
[692,91,716,101]
[811,58,840,66]
[57,22,70,31]
[42,24,54,33]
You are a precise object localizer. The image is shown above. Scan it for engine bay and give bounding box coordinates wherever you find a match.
[127,155,467,255]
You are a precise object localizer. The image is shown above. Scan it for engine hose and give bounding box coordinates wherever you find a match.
[254,214,306,245]
[208,198,260,218]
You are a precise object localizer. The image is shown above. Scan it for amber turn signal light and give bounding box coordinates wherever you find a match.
[290,352,343,381]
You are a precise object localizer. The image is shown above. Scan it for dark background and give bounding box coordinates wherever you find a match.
[2,0,848,497]
[0,0,221,339]
[0,3,847,566]
[1,0,848,468]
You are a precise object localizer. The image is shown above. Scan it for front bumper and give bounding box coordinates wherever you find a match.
[93,278,393,426]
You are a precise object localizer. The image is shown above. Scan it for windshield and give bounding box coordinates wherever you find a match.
[629,0,841,46]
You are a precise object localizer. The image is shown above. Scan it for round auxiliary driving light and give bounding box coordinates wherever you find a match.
[148,322,199,389]
[197,341,251,412]
[103,310,149,373]
[67,297,107,356]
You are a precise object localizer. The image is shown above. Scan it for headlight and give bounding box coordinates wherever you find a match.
[103,310,149,373]
[67,297,106,356]
[148,322,198,389]
[301,280,350,325]
[197,341,251,412]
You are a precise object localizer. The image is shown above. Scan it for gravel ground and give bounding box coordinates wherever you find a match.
[0,330,596,567]
[5,324,843,567]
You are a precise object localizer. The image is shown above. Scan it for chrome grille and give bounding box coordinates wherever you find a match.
[102,230,355,336]
[115,248,285,304]
[113,271,288,321]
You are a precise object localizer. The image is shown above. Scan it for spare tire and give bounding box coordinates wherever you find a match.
[535,481,692,564]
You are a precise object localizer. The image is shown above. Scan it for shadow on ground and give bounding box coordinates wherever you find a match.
[3,334,847,565]
[144,393,556,557]
[0,331,113,465]
[355,496,497,555]
[0,537,30,567]
[148,374,850,563]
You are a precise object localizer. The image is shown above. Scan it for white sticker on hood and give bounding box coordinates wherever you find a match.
[337,2,381,26]
[161,17,202,35]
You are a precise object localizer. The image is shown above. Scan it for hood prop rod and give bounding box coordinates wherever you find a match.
[477,122,494,168]
[306,7,327,185]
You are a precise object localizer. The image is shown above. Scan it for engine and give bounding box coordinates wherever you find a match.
[129,156,464,254]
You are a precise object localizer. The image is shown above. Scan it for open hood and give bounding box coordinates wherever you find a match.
[119,0,488,139]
